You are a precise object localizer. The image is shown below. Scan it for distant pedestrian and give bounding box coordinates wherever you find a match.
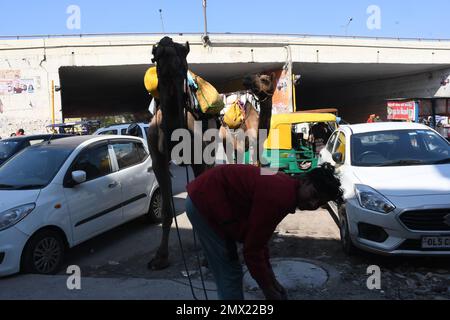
[309,122,332,154]
[16,129,25,136]
[367,114,376,123]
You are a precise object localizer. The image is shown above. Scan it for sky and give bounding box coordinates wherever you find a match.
[0,0,449,39]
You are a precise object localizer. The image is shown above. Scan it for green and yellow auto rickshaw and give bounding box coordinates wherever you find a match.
[249,112,338,174]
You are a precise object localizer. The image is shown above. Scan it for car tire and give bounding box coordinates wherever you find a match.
[21,229,65,275]
[338,205,358,256]
[146,189,163,224]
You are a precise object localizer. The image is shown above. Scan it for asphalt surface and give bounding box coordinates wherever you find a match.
[1,165,449,300]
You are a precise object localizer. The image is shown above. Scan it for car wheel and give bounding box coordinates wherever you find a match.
[146,189,163,224]
[338,205,358,256]
[21,229,65,275]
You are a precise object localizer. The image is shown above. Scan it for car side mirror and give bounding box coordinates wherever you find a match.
[71,170,87,185]
[332,152,344,164]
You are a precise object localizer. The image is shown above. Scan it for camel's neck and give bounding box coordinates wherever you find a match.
[258,98,273,132]
[158,79,186,152]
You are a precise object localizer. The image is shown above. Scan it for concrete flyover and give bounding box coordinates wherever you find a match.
[0,33,449,136]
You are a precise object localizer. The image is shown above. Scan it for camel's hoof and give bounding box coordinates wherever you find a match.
[147,257,170,270]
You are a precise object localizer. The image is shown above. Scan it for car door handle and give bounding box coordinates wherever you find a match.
[108,181,119,189]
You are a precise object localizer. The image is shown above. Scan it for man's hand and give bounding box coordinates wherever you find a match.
[262,285,284,300]
[273,279,288,300]
[261,282,288,300]
[267,268,288,300]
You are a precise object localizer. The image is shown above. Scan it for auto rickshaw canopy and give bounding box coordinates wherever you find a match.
[265,113,337,150]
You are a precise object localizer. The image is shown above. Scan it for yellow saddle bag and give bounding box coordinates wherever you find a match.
[191,72,224,115]
[224,101,245,129]
[144,67,159,98]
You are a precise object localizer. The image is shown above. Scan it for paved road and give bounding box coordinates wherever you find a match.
[1,165,449,300]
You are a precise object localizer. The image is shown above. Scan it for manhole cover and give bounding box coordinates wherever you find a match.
[243,258,329,291]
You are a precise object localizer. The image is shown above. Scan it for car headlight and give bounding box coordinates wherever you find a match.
[354,185,395,214]
[0,203,35,231]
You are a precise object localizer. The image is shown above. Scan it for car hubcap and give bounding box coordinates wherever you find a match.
[33,237,61,273]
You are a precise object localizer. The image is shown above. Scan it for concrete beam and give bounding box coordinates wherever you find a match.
[1,34,450,137]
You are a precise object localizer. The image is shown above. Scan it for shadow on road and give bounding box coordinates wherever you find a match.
[62,197,188,273]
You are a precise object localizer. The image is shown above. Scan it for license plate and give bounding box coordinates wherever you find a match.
[422,236,450,249]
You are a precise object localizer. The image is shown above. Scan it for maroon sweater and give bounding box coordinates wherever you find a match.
[187,165,299,289]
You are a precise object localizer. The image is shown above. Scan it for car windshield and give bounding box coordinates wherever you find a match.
[0,145,73,190]
[351,129,450,167]
[0,141,19,160]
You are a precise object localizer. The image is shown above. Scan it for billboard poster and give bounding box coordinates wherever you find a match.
[13,79,35,94]
[387,101,418,121]
[0,70,35,95]
[270,63,293,115]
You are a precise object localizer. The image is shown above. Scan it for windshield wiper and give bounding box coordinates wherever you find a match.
[0,184,16,189]
[14,185,45,190]
[431,157,450,165]
[376,159,426,167]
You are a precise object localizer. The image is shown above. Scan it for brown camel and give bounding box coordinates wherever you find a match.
[219,73,276,164]
[146,37,217,270]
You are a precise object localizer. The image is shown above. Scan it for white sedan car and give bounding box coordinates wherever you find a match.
[319,122,450,256]
[0,135,161,277]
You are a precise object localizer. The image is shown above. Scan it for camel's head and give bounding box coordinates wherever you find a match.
[151,37,191,151]
[152,36,190,82]
[243,72,276,101]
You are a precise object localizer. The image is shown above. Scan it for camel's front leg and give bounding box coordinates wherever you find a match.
[257,109,272,166]
[147,158,173,270]
[245,128,260,166]
[219,125,235,164]
[147,120,173,270]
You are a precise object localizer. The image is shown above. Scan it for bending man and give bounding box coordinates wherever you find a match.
[186,163,343,300]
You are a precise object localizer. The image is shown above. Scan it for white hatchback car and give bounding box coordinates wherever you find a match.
[0,135,161,277]
[319,122,450,256]
[94,123,149,142]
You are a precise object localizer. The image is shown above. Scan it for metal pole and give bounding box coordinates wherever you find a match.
[344,18,353,36]
[51,80,55,126]
[292,74,297,112]
[159,9,165,34]
[202,0,209,45]
[203,0,208,37]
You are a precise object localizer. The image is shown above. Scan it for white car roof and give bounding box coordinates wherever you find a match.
[34,135,144,152]
[102,125,128,129]
[343,122,432,134]
[95,123,149,134]
[100,123,148,129]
